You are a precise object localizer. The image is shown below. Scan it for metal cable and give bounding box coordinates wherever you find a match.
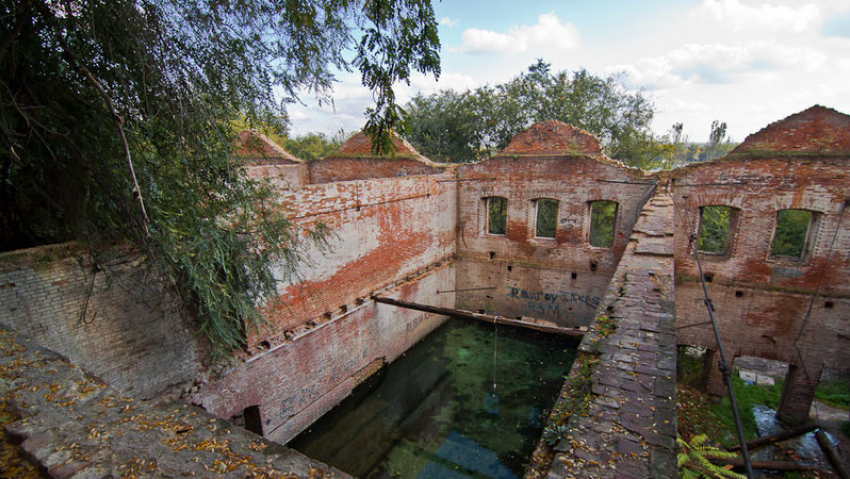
[680,197,754,478]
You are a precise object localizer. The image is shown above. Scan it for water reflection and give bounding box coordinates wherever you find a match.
[289,317,578,477]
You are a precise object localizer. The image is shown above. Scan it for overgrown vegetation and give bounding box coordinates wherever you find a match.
[284,131,348,161]
[698,206,734,254]
[487,197,507,235]
[404,60,737,168]
[542,314,617,446]
[0,0,440,358]
[677,434,745,479]
[589,201,617,248]
[770,209,813,259]
[708,376,784,446]
[815,378,850,410]
[535,199,558,238]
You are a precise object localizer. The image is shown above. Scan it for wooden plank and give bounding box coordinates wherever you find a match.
[371,296,586,338]
[816,429,850,479]
[728,424,818,451]
[710,458,820,472]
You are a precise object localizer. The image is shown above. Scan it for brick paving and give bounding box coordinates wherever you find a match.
[0,328,346,478]
[547,187,678,478]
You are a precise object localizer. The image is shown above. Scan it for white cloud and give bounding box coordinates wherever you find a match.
[439,17,458,27]
[618,41,828,90]
[460,13,580,55]
[695,0,822,34]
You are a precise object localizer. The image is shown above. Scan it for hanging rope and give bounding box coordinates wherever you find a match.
[492,314,498,394]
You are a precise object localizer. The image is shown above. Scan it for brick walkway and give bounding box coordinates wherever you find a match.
[0,328,346,478]
[547,188,678,478]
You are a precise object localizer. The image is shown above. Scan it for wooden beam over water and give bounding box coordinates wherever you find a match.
[371,296,586,338]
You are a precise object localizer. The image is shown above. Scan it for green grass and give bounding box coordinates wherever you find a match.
[815,378,850,410]
[708,375,783,446]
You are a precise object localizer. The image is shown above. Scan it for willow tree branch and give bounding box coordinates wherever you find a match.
[79,66,150,237]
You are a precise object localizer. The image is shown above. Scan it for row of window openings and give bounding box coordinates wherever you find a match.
[484,197,618,248]
[697,206,816,261]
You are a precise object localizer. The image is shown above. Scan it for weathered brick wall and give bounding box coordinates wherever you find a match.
[254,174,457,348]
[672,156,850,374]
[191,265,455,444]
[455,154,653,327]
[244,164,309,190]
[191,172,458,443]
[307,156,448,184]
[0,244,198,399]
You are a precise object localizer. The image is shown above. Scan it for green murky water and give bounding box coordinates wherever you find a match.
[289,317,578,478]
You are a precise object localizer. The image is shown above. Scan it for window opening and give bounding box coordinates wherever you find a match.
[534,198,558,238]
[770,209,814,260]
[589,200,617,248]
[486,197,507,235]
[698,206,736,255]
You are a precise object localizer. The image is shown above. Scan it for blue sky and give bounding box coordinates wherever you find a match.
[288,0,850,143]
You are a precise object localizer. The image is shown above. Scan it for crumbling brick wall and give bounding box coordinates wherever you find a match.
[454,122,654,327]
[0,244,199,399]
[672,111,850,376]
[190,173,458,442]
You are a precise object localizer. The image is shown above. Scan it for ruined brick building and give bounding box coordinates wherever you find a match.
[1,105,848,477]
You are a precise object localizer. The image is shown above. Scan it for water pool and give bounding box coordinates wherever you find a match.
[289,317,578,478]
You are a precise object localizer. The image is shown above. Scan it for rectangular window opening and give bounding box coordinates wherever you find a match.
[534,198,558,238]
[589,200,617,248]
[770,209,814,260]
[698,206,736,255]
[486,197,507,235]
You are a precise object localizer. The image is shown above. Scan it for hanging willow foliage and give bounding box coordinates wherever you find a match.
[0,0,440,358]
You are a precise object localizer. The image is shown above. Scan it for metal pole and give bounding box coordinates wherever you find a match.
[691,234,754,478]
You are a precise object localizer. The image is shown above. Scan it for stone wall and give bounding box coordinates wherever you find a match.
[455,152,652,328]
[0,244,198,399]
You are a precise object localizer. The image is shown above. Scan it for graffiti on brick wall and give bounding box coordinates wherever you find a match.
[506,287,601,316]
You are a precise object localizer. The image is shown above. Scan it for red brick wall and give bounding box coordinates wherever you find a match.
[191,173,458,442]
[251,174,457,348]
[192,263,455,444]
[672,156,850,372]
[455,155,654,327]
[244,164,309,190]
[307,157,447,184]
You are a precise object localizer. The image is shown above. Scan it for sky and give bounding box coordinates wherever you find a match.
[286,0,850,143]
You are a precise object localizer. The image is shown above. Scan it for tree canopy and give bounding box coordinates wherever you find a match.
[404,60,661,166]
[0,0,440,356]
